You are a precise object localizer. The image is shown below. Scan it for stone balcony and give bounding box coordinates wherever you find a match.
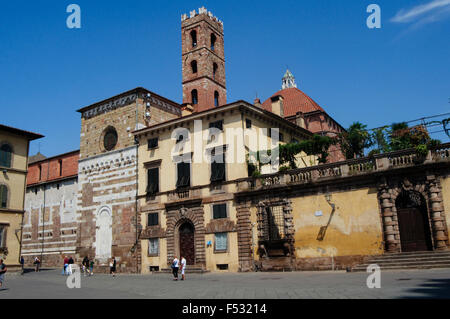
[236,143,450,192]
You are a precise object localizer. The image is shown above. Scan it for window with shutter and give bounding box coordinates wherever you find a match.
[146,168,159,195]
[176,162,191,188]
[209,120,223,131]
[213,204,227,219]
[147,213,159,226]
[148,138,158,149]
[0,144,12,168]
[210,153,225,182]
[215,233,227,251]
[0,185,7,208]
[148,238,159,255]
[0,226,4,247]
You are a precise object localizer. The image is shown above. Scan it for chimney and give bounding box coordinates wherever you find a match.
[254,98,261,108]
[270,95,284,117]
[295,111,306,129]
[181,103,194,117]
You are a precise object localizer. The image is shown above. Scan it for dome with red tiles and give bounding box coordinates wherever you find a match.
[261,87,325,118]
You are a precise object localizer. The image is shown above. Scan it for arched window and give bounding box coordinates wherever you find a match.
[0,185,7,208]
[211,33,217,51]
[0,143,12,168]
[191,89,198,105]
[214,91,219,107]
[213,63,218,80]
[191,60,198,74]
[190,30,197,48]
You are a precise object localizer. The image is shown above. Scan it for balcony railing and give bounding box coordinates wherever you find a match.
[236,143,450,192]
[167,188,201,202]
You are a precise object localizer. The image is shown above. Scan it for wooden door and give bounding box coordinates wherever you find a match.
[397,207,431,252]
[179,223,195,264]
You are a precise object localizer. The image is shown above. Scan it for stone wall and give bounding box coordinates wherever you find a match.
[23,177,78,267]
[77,146,139,273]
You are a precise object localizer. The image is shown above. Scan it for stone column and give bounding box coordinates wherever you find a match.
[379,184,401,253]
[282,199,295,255]
[191,206,206,266]
[165,209,178,265]
[427,176,449,250]
[236,202,253,272]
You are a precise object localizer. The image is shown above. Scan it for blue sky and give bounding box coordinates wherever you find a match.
[1,0,449,157]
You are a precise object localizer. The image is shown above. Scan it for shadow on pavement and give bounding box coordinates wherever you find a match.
[402,278,450,299]
[22,268,56,274]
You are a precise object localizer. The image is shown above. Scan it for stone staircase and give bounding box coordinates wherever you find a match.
[257,257,295,272]
[158,265,210,274]
[352,250,450,272]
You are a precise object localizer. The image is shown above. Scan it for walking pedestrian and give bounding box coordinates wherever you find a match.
[110,257,116,277]
[63,255,69,275]
[20,256,24,275]
[82,256,89,276]
[172,256,179,281]
[180,256,186,281]
[33,256,41,272]
[89,259,94,276]
[67,256,74,275]
[0,258,7,289]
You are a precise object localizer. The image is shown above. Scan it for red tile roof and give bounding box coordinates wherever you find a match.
[261,87,325,117]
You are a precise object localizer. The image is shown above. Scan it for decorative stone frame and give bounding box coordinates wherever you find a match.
[256,199,295,257]
[165,205,206,266]
[378,175,449,253]
[100,126,119,153]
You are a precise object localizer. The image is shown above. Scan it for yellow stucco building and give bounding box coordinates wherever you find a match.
[134,100,314,273]
[0,124,43,270]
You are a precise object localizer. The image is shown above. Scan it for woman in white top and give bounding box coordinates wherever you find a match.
[172,256,179,281]
[180,256,187,281]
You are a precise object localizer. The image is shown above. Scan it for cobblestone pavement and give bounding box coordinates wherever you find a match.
[1,268,449,299]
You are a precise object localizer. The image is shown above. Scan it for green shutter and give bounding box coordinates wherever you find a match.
[0,144,12,168]
[176,162,190,188]
[147,168,159,194]
[0,185,7,208]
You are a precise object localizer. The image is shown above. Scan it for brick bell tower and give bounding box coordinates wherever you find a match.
[181,7,226,113]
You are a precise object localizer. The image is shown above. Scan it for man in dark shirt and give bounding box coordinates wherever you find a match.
[0,258,7,289]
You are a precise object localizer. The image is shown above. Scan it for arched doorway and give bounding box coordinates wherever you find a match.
[396,191,433,252]
[95,207,113,263]
[179,222,195,264]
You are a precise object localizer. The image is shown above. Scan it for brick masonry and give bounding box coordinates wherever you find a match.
[181,10,227,112]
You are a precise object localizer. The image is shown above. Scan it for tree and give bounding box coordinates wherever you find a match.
[339,122,373,159]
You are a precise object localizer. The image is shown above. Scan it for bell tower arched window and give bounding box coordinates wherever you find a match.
[191,60,198,74]
[190,30,197,48]
[211,33,217,51]
[213,63,218,80]
[214,91,219,107]
[191,89,198,105]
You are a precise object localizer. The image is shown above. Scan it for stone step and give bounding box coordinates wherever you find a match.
[368,256,450,264]
[352,251,450,272]
[158,266,210,274]
[259,257,294,272]
[355,259,450,268]
[372,251,450,259]
[352,263,450,272]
